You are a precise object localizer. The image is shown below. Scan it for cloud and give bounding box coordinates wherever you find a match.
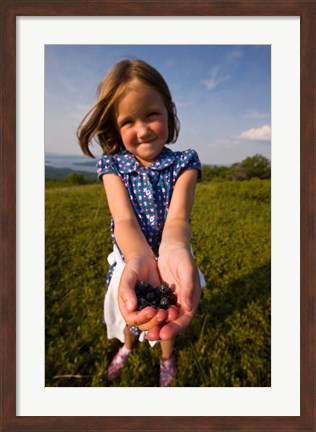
[202,66,230,90]
[207,138,240,149]
[202,49,243,91]
[243,110,270,120]
[239,124,271,141]
[227,49,243,61]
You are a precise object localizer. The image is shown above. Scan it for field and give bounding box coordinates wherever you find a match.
[45,179,271,387]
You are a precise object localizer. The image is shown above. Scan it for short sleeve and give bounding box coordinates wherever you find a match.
[96,155,119,181]
[175,149,202,182]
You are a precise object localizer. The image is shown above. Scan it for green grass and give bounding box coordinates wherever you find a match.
[45,179,271,387]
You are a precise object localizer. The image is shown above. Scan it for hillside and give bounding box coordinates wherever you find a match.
[45,165,97,180]
[45,180,271,387]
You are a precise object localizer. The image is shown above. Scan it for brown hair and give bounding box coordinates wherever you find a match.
[77,59,180,157]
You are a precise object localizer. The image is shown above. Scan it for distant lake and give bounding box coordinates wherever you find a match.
[45,152,100,173]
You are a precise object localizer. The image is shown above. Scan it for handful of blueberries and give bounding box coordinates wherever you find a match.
[135,281,177,311]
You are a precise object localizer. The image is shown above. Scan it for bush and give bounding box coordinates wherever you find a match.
[202,154,271,182]
[229,154,271,181]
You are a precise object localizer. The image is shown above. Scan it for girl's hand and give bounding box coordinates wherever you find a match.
[146,245,201,341]
[118,255,173,331]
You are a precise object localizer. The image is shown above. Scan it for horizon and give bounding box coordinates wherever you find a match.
[45,150,270,169]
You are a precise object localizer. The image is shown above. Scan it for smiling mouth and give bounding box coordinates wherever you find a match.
[138,139,155,145]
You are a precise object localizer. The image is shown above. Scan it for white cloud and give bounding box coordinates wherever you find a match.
[239,124,271,141]
[202,66,230,90]
[243,110,270,120]
[227,49,243,61]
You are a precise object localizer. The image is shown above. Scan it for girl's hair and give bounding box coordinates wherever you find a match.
[77,59,180,157]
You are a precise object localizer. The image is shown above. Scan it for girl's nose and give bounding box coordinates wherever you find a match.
[136,121,151,139]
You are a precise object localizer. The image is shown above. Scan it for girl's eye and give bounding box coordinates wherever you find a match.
[147,112,159,118]
[119,119,132,128]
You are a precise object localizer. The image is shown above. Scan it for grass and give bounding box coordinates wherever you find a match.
[45,179,271,387]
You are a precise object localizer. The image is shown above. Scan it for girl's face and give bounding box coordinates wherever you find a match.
[116,84,169,167]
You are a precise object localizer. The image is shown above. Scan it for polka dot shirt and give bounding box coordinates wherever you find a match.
[96,147,201,286]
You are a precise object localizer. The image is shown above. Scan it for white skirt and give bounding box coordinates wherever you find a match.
[103,244,206,346]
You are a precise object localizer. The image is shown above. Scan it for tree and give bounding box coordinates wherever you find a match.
[66,172,87,185]
[228,154,271,180]
[201,164,230,182]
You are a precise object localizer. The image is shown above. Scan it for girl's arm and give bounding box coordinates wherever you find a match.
[102,174,154,262]
[102,174,173,328]
[148,168,201,341]
[160,168,198,252]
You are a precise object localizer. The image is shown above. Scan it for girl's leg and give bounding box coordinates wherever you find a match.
[160,337,176,386]
[160,337,175,360]
[107,326,138,380]
[123,325,139,349]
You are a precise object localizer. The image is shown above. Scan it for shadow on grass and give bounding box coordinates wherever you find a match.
[175,260,271,387]
[203,260,271,327]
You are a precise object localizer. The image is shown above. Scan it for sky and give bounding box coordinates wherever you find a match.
[45,45,271,166]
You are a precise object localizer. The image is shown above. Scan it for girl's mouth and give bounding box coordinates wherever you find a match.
[138,139,155,145]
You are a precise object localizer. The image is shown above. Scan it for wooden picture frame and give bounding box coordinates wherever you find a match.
[1,1,315,431]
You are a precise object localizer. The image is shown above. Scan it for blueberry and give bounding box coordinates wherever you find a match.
[137,297,150,310]
[146,291,155,303]
[159,283,172,296]
[159,297,170,310]
[136,281,150,294]
[154,288,161,298]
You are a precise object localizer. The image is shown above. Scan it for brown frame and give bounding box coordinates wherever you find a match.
[1,1,315,431]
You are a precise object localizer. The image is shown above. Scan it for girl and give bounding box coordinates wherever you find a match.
[77,59,205,386]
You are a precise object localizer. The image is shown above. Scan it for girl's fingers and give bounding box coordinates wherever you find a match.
[137,304,179,338]
[165,304,179,322]
[137,308,168,331]
[146,325,162,341]
[177,269,196,312]
[159,313,192,340]
[118,267,138,312]
[118,299,157,327]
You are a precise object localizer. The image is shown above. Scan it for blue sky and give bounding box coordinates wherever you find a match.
[45,45,271,165]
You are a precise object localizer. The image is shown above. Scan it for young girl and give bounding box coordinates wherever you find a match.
[77,59,205,386]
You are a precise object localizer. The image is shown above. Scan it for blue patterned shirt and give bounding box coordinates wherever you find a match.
[96,147,201,285]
